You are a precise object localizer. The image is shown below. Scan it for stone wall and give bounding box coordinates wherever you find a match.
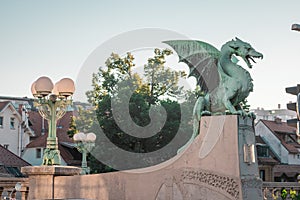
[23,115,262,200]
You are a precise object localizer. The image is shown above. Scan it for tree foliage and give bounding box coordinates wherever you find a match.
[67,116,78,138]
[82,48,193,171]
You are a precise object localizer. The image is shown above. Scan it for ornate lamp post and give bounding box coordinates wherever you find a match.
[31,76,75,165]
[73,132,96,174]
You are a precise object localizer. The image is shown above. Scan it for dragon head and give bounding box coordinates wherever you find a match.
[228,37,263,68]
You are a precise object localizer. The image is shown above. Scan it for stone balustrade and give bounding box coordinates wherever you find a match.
[0,177,28,200]
[263,182,300,200]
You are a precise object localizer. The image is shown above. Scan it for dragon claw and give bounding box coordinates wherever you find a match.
[232,110,256,119]
[231,110,246,117]
[247,112,256,119]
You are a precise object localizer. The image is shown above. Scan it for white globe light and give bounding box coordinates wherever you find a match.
[73,132,86,141]
[57,78,75,97]
[31,81,38,97]
[52,83,59,96]
[34,76,54,96]
[86,132,97,142]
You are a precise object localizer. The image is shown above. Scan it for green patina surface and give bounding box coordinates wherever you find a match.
[164,38,263,138]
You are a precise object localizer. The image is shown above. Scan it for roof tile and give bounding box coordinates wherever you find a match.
[0,145,30,167]
[260,120,299,153]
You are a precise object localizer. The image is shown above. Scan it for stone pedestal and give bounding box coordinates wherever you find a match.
[158,115,263,199]
[21,166,81,200]
[20,116,262,200]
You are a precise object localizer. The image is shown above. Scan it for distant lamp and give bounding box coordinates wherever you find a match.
[73,132,96,175]
[31,76,75,165]
[292,24,300,32]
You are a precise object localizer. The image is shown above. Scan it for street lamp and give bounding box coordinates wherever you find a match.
[73,132,96,174]
[292,24,300,31]
[31,76,75,165]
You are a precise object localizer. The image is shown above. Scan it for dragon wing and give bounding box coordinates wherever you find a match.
[163,40,220,93]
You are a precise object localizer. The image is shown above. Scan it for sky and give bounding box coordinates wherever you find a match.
[1,0,300,110]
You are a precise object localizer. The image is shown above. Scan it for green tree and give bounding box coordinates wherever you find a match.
[74,106,99,133]
[67,116,78,138]
[144,48,186,105]
[86,48,192,170]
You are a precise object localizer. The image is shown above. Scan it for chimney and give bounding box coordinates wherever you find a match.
[275,116,282,124]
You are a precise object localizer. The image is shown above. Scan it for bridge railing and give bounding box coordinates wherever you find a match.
[2,178,300,200]
[0,177,28,200]
[263,182,300,200]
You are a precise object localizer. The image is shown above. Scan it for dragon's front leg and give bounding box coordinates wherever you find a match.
[224,98,246,116]
[225,99,255,118]
[236,103,256,119]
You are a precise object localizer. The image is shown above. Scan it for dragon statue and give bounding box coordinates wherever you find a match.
[164,38,263,139]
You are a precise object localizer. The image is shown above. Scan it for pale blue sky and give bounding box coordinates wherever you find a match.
[1,0,300,109]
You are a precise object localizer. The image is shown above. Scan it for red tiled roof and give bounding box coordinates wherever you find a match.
[60,144,82,166]
[0,145,30,167]
[260,120,299,154]
[281,142,300,154]
[0,101,10,112]
[26,131,73,148]
[27,111,74,141]
[261,119,296,134]
[28,110,45,137]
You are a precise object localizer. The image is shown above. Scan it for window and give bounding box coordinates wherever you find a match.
[10,117,15,129]
[5,167,23,177]
[284,134,294,143]
[257,145,269,157]
[260,170,266,181]
[36,148,42,159]
[0,116,3,128]
[3,144,9,149]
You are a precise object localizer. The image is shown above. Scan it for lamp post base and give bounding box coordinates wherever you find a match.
[21,165,81,200]
[42,149,61,165]
[80,167,90,175]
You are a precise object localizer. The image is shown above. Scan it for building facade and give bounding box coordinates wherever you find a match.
[0,101,34,157]
[255,118,300,182]
[251,106,296,123]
